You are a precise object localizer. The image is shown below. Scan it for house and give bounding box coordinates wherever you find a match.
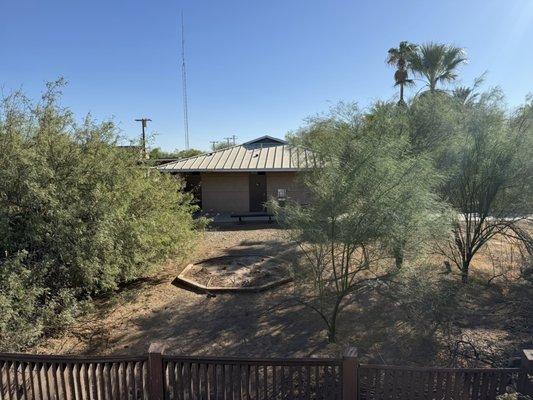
[157,136,313,213]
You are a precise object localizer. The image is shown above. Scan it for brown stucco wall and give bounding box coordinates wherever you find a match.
[266,172,310,205]
[200,172,249,213]
[198,171,309,213]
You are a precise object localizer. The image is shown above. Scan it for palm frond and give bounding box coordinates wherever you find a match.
[409,42,468,92]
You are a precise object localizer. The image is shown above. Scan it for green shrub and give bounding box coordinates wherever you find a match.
[0,81,203,350]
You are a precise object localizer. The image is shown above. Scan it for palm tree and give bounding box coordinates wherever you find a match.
[409,43,467,92]
[452,73,486,105]
[387,41,418,105]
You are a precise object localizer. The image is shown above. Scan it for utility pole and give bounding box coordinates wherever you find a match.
[135,118,151,159]
[231,134,237,145]
[224,137,232,146]
[209,141,218,151]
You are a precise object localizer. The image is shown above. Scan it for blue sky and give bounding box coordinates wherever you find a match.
[2,0,532,151]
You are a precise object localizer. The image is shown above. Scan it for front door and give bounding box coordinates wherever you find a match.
[249,172,267,212]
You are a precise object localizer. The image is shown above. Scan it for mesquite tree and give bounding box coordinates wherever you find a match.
[276,104,440,342]
[437,94,533,283]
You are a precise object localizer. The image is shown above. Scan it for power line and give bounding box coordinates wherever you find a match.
[181,12,190,150]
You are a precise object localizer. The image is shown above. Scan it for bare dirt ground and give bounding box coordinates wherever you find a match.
[38,224,337,358]
[35,223,532,366]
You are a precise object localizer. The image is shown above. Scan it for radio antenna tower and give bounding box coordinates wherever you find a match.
[181,12,190,149]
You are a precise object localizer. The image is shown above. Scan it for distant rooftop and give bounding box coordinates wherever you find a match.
[157,136,314,172]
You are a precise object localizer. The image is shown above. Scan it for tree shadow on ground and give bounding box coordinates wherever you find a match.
[104,288,332,357]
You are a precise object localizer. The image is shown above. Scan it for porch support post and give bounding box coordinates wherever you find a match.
[148,342,166,400]
[343,347,358,400]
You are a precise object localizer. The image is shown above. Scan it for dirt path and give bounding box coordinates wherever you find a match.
[38,224,338,357]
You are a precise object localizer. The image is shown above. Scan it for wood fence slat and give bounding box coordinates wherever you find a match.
[6,361,13,400]
[87,363,97,400]
[120,362,126,400]
[128,362,135,400]
[245,364,250,400]
[272,365,277,400]
[19,362,27,400]
[179,362,185,400]
[45,363,53,400]
[209,363,215,400]
[51,363,60,400]
[481,371,491,400]
[229,364,234,400]
[77,364,85,400]
[0,361,5,400]
[221,364,227,400]
[381,368,390,400]
[132,363,139,400]
[166,361,174,400]
[471,371,481,400]
[263,365,268,400]
[35,363,44,400]
[90,363,98,400]
[12,361,20,400]
[203,363,208,400]
[97,363,105,400]
[305,365,311,400]
[69,363,77,400]
[452,371,461,400]
[487,371,498,400]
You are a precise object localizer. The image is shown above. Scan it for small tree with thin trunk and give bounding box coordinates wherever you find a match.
[436,93,533,283]
[276,104,440,342]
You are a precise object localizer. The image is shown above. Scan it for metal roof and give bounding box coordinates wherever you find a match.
[157,137,315,172]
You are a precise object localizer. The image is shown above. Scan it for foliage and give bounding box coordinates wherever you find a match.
[387,264,460,336]
[212,141,233,151]
[408,42,467,92]
[452,73,487,105]
[277,103,441,342]
[434,93,533,282]
[149,147,203,159]
[0,81,203,351]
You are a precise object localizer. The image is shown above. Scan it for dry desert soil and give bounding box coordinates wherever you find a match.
[35,222,532,367]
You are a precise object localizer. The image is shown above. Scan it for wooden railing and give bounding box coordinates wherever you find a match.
[0,353,148,399]
[162,355,342,400]
[0,346,531,400]
[358,365,523,400]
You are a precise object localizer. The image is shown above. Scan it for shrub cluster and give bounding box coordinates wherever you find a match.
[0,81,202,351]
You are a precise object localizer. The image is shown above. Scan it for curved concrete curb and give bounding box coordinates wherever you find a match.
[173,255,293,293]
